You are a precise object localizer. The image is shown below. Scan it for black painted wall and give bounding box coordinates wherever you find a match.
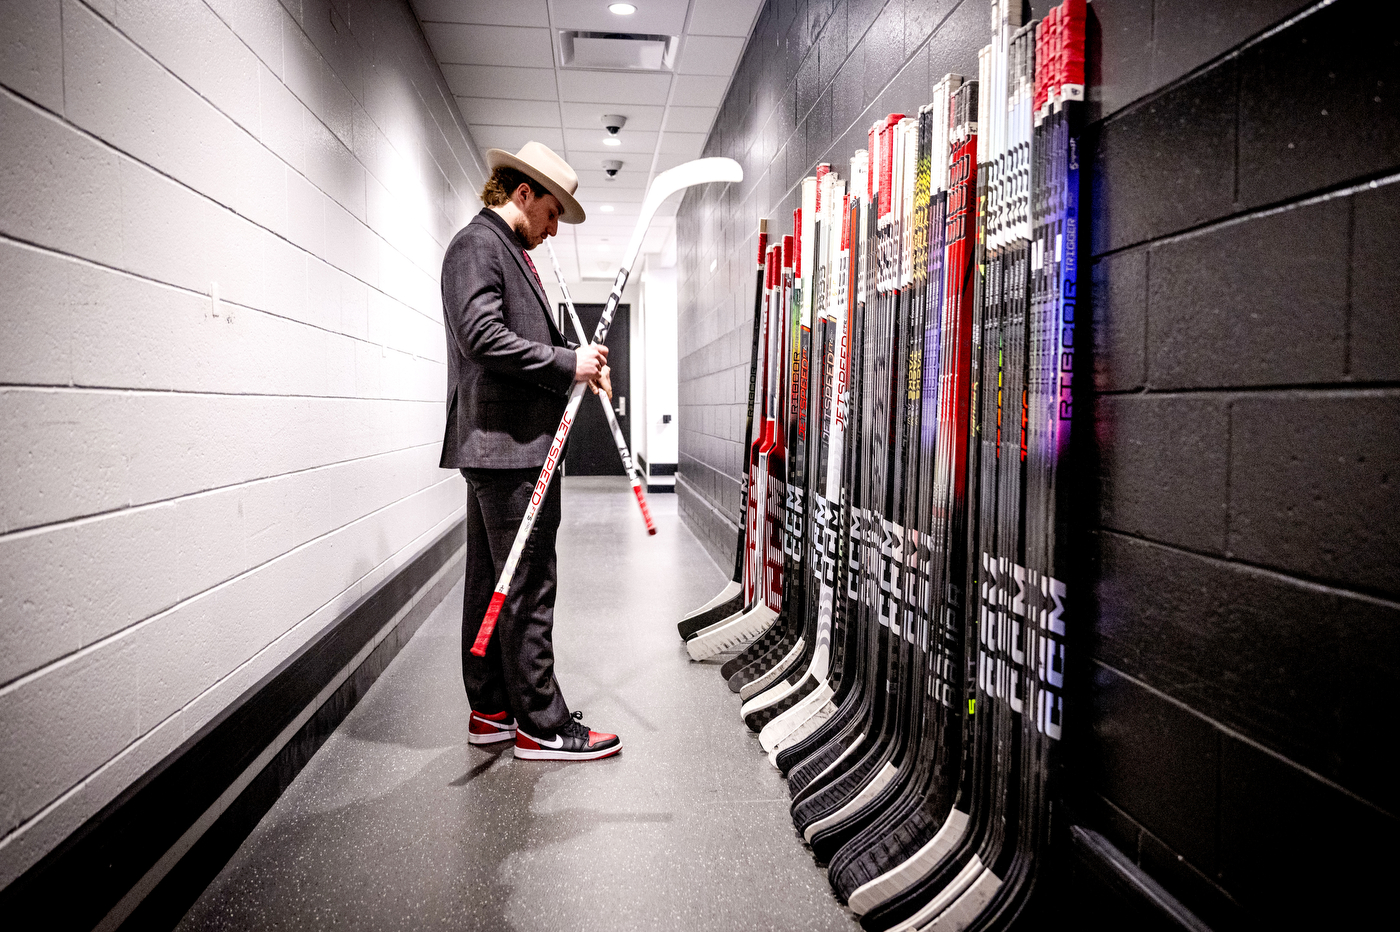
[676,0,1399,927]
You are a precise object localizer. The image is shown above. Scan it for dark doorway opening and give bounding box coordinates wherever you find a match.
[564,303,631,477]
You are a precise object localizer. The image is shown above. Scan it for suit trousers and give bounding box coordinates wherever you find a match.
[459,468,570,736]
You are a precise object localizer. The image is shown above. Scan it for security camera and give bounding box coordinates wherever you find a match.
[602,114,627,135]
[602,159,623,179]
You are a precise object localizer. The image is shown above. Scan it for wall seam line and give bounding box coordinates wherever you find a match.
[1094,528,1400,610]
[1091,659,1393,819]
[0,477,464,697]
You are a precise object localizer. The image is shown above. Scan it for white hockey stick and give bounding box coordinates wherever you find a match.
[470,158,742,657]
[543,239,656,536]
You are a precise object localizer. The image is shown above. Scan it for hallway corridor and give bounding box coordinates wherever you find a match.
[176,478,854,932]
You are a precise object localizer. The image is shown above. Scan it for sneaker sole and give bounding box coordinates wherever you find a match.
[513,744,622,761]
[467,729,517,745]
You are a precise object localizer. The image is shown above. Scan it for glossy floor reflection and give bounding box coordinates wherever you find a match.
[179,476,856,932]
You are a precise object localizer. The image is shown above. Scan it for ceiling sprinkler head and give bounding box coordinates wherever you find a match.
[602,159,623,179]
[602,114,627,135]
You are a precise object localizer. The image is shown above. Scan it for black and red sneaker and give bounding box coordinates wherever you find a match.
[513,711,621,761]
[468,709,517,745]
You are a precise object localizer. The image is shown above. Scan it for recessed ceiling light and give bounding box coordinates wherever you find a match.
[609,3,636,14]
[603,137,621,146]
[601,205,615,212]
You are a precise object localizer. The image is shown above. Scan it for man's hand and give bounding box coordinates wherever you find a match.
[590,365,612,399]
[574,344,608,382]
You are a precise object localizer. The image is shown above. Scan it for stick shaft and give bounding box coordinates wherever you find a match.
[470,157,742,657]
[544,241,656,535]
[470,267,630,657]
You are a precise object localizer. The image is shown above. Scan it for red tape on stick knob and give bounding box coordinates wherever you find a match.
[634,485,658,535]
[471,591,507,657]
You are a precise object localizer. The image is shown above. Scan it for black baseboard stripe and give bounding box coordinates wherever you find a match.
[675,474,740,537]
[1069,826,1213,931]
[0,519,466,932]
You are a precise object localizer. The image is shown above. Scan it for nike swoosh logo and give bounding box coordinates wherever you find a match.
[535,733,564,749]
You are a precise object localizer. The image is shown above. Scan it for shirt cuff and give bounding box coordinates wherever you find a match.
[552,345,577,396]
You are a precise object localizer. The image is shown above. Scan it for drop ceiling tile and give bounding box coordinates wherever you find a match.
[574,212,641,225]
[659,131,707,156]
[582,260,619,279]
[663,105,718,133]
[441,65,558,100]
[423,23,555,67]
[558,70,672,105]
[575,219,642,235]
[653,151,692,172]
[579,221,641,236]
[561,102,665,131]
[642,224,673,252]
[581,222,643,236]
[546,234,576,262]
[654,152,729,176]
[577,245,624,264]
[574,168,649,189]
[549,0,688,36]
[581,197,643,209]
[670,73,729,106]
[564,127,660,154]
[687,0,764,37]
[457,97,562,127]
[470,125,566,151]
[576,242,626,257]
[533,239,565,262]
[575,185,645,203]
[576,251,626,269]
[538,255,574,284]
[576,207,645,224]
[676,35,745,75]
[413,0,549,27]
[575,177,646,193]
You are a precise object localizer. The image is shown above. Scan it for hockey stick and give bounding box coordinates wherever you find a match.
[685,241,787,661]
[678,220,770,631]
[470,157,742,657]
[835,76,963,914]
[543,239,656,536]
[759,173,864,757]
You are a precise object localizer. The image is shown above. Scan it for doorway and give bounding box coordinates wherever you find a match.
[564,303,631,476]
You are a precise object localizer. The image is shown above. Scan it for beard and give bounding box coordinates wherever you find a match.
[510,216,537,248]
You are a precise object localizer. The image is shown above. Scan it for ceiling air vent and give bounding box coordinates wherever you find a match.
[558,31,678,71]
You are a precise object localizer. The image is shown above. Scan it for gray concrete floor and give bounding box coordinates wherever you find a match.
[179,476,857,932]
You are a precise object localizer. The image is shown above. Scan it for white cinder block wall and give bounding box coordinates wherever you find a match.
[0,0,485,886]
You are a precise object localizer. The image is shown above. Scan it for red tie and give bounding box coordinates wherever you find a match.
[522,249,545,292]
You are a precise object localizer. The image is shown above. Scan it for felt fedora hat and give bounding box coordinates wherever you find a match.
[486,141,586,224]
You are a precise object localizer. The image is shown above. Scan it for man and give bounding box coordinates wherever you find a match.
[439,142,621,762]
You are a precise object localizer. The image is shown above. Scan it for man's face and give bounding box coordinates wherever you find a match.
[513,185,562,249]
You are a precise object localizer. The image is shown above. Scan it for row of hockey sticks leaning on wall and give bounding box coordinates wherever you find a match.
[680,2,1086,929]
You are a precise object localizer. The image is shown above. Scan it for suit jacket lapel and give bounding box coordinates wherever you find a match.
[477,213,564,343]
